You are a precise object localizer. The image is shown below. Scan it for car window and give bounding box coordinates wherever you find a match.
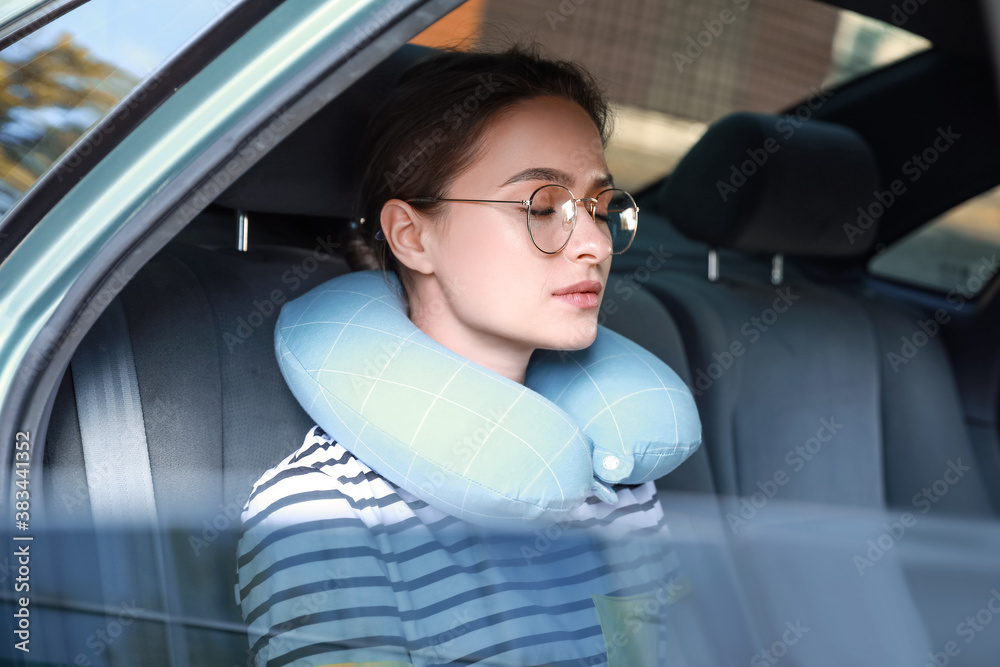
[412,0,930,192]
[868,185,1000,297]
[0,0,235,218]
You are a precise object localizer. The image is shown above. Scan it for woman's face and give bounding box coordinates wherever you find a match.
[405,95,614,381]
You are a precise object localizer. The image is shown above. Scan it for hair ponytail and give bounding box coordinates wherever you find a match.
[344,220,381,272]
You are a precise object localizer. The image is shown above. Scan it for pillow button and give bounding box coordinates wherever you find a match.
[602,455,620,471]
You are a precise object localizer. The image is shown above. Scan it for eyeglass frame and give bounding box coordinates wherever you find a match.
[404,183,639,255]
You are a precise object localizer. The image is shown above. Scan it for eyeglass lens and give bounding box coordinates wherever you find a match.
[527,185,638,254]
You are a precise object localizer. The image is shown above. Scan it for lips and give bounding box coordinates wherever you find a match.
[553,280,603,296]
[553,280,602,309]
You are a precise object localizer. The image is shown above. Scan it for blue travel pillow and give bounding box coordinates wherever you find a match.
[275,269,701,527]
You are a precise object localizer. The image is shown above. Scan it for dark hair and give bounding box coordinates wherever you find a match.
[346,43,612,306]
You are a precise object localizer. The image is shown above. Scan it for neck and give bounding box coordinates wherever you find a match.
[408,284,532,386]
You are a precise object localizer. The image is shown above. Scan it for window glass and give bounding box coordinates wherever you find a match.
[413,0,931,191]
[869,186,1000,296]
[0,0,235,217]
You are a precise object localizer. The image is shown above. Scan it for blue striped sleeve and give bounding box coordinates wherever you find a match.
[237,429,414,667]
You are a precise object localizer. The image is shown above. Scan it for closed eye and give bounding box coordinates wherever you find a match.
[529,206,557,217]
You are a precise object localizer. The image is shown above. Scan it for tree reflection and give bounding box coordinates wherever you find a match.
[0,33,137,209]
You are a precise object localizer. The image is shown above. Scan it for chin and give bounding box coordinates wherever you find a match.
[547,322,599,351]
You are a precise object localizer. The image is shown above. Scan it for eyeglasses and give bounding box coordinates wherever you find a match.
[406,184,639,255]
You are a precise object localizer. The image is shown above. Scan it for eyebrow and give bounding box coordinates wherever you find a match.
[502,167,615,192]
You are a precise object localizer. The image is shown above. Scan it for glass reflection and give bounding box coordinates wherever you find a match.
[0,0,229,217]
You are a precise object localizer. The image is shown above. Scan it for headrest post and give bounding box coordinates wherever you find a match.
[708,248,719,282]
[771,253,784,285]
[237,210,249,252]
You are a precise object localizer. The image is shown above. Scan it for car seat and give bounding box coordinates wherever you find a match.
[644,111,1000,664]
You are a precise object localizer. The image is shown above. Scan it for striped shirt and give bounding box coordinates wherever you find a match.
[238,425,679,666]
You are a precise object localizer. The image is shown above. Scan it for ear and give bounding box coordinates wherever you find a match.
[380,199,436,275]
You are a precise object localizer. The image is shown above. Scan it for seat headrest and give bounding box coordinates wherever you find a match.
[660,112,880,257]
[215,44,436,218]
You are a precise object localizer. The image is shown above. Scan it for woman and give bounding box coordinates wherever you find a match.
[237,44,680,666]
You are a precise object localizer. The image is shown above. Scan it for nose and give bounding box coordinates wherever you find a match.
[566,199,612,262]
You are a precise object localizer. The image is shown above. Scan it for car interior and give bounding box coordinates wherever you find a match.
[17,0,1000,665]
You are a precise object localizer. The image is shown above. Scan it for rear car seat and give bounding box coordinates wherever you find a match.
[645,111,999,664]
[653,111,997,517]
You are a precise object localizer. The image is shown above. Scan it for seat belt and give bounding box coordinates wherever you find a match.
[71,297,189,667]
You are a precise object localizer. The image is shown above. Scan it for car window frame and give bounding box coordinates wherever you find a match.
[0,0,87,50]
[0,0,280,264]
